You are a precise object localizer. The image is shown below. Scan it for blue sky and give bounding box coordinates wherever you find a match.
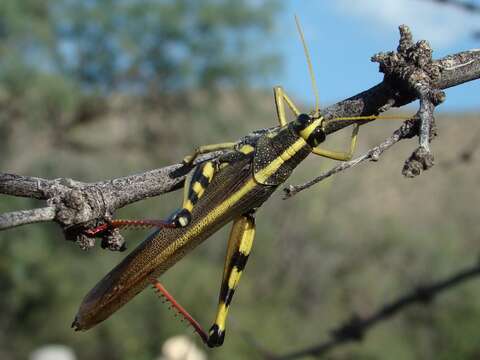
[273,0,479,112]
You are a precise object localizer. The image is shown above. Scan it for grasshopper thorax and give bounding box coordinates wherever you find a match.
[291,113,326,148]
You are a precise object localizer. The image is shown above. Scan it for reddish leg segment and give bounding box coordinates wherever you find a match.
[150,279,209,345]
[84,219,176,237]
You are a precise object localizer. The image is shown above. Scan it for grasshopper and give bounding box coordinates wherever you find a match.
[72,18,400,347]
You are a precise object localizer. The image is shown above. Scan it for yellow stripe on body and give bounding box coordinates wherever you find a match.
[153,178,258,270]
[299,117,322,140]
[143,138,311,335]
[150,136,309,276]
[254,137,307,184]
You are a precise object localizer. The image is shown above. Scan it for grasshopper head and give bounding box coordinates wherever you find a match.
[291,113,326,148]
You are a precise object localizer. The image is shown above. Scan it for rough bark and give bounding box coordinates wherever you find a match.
[1,25,479,250]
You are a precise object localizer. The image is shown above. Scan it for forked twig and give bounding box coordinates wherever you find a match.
[0,207,56,230]
[283,119,418,198]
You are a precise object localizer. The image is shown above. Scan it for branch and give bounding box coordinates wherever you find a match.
[0,207,56,230]
[0,173,55,199]
[284,25,477,197]
[270,258,480,360]
[1,25,479,250]
[0,152,223,250]
[283,119,418,199]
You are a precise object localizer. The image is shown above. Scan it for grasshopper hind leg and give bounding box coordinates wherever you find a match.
[207,212,256,347]
[150,213,256,348]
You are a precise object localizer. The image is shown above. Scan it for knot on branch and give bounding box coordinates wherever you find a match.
[44,178,120,250]
[75,234,97,251]
[372,25,440,91]
[397,118,420,139]
[372,25,444,178]
[402,146,435,177]
[65,219,126,251]
[100,228,126,252]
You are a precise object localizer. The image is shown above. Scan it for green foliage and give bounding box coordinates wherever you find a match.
[0,0,279,95]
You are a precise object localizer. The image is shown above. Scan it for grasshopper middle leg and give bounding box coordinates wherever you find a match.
[182,142,236,166]
[85,160,218,237]
[168,160,216,227]
[151,213,256,347]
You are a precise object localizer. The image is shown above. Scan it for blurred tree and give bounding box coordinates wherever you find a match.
[0,0,278,97]
[0,0,280,168]
[0,2,281,359]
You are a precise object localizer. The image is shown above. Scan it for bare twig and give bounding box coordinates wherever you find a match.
[270,258,480,360]
[283,119,418,198]
[1,25,479,249]
[0,174,54,200]
[0,207,56,230]
[369,26,442,178]
[0,152,223,250]
[285,25,454,197]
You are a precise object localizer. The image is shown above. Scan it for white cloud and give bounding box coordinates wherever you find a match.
[335,0,479,48]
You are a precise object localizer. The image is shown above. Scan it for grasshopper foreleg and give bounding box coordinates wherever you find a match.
[273,86,300,127]
[168,160,216,227]
[182,142,237,166]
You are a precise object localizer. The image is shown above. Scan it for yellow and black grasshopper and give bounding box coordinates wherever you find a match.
[71,19,398,347]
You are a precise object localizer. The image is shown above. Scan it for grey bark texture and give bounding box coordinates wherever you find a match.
[1,25,479,250]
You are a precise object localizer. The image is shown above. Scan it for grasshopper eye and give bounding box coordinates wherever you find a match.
[292,113,325,147]
[292,113,312,134]
[296,113,311,127]
[306,126,326,147]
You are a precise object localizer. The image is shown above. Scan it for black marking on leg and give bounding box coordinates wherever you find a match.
[207,324,225,348]
[188,191,199,205]
[224,289,235,307]
[219,285,236,307]
[231,252,249,272]
[195,174,211,188]
[170,208,192,228]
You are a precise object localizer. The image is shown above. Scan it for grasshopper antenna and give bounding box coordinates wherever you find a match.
[295,15,320,117]
[294,17,411,124]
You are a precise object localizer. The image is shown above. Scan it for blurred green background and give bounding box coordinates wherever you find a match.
[1,1,480,359]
